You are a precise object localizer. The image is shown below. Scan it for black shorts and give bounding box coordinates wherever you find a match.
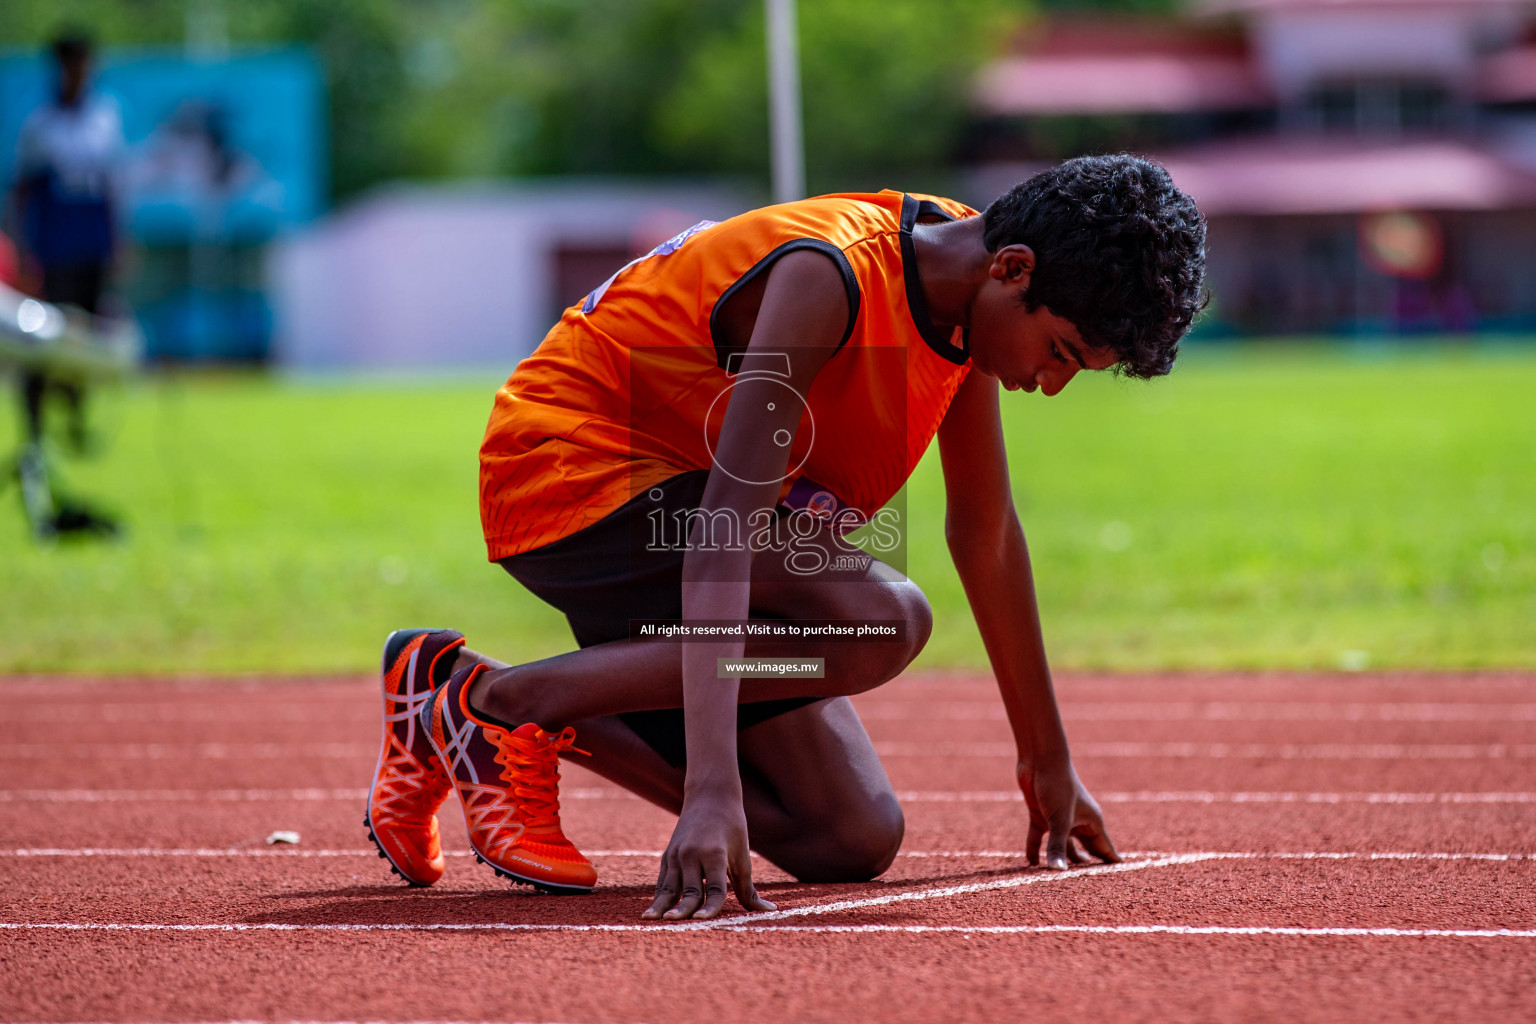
[498,470,818,767]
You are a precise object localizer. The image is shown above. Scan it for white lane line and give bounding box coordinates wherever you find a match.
[0,743,375,760]
[0,787,622,803]
[860,703,1536,722]
[16,704,365,723]
[688,854,1216,928]
[0,788,377,803]
[2,852,1531,938]
[891,791,1536,805]
[2,848,1529,862]
[876,742,1536,760]
[18,701,1536,723]
[927,850,1535,862]
[1102,791,1536,805]
[0,855,1194,937]
[1078,743,1536,759]
[5,788,1536,804]
[3,921,1532,939]
[0,848,667,859]
[713,924,1536,938]
[5,741,1533,762]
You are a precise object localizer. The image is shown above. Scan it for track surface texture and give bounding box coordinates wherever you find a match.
[3,671,1534,1023]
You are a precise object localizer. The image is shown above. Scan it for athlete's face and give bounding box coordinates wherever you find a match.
[967,245,1118,396]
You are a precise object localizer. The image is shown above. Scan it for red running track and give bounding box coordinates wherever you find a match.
[2,671,1534,1023]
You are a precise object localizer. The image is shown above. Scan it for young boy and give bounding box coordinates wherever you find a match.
[364,154,1206,920]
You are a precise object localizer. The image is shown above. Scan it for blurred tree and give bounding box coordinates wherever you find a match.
[0,0,187,45]
[499,0,747,177]
[7,0,1179,201]
[255,0,415,199]
[384,0,1036,195]
[657,0,1023,194]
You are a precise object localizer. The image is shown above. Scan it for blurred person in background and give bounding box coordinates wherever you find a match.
[5,31,126,536]
[9,31,124,316]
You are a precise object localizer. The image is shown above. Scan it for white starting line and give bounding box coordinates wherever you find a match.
[15,703,365,723]
[877,742,1536,760]
[16,700,1536,724]
[858,702,1536,722]
[897,792,1536,804]
[3,921,1531,939]
[0,743,377,760]
[8,741,1534,761]
[5,787,1536,804]
[3,848,1529,861]
[703,924,1536,938]
[3,850,1532,938]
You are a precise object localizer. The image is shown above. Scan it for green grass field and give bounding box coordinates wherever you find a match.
[2,342,1532,675]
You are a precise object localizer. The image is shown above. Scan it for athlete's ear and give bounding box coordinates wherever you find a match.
[989,244,1036,291]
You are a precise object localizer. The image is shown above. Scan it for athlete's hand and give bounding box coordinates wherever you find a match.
[1017,755,1121,870]
[643,788,776,921]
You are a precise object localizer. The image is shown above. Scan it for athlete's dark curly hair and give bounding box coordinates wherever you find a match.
[982,154,1207,379]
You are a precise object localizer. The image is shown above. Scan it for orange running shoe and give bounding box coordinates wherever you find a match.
[421,663,597,894]
[365,628,465,886]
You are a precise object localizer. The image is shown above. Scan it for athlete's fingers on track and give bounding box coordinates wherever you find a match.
[1021,771,1047,867]
[642,854,681,920]
[690,854,731,921]
[730,856,776,914]
[1076,821,1122,864]
[663,858,707,921]
[693,854,730,921]
[1066,837,1087,864]
[1026,819,1045,868]
[1044,803,1076,871]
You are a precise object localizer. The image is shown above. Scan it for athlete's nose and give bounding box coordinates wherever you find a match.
[1039,364,1078,397]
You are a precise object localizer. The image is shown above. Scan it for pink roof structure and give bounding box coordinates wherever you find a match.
[979,6,1536,114]
[1160,139,1536,215]
[967,139,1536,216]
[1480,46,1536,102]
[1196,0,1525,13]
[976,19,1272,116]
[976,54,1271,115]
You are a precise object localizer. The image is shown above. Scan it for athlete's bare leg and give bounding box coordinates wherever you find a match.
[576,698,903,883]
[452,541,925,882]
[449,659,901,882]
[460,566,927,726]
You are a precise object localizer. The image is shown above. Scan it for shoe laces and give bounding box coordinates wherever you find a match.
[374,737,449,828]
[491,726,588,832]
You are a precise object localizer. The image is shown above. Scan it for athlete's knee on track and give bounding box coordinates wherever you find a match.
[785,792,905,883]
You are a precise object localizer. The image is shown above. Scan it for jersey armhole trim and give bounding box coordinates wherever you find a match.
[707,238,862,372]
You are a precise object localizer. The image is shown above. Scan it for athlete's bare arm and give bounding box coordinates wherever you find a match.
[643,249,846,921]
[936,368,1120,868]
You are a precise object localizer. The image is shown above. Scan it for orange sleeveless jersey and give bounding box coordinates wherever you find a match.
[480,190,977,561]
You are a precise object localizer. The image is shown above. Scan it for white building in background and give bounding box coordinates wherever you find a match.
[269,181,748,370]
